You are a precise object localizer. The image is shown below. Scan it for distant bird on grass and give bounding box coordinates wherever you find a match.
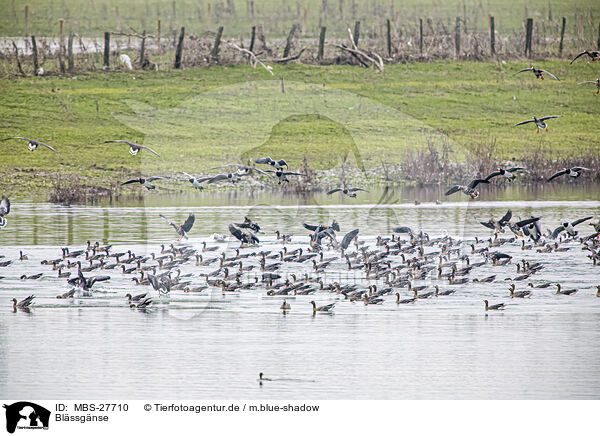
[547,167,589,182]
[515,66,559,80]
[513,116,560,133]
[0,197,10,228]
[327,187,368,197]
[3,137,56,152]
[445,178,490,199]
[570,50,600,64]
[121,176,164,190]
[160,213,195,240]
[578,78,600,94]
[104,140,160,157]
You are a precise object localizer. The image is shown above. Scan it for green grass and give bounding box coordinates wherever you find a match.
[0,61,599,197]
[0,0,598,38]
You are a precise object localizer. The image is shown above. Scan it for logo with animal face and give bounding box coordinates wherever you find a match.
[3,402,50,433]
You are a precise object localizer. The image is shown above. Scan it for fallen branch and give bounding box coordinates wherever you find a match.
[269,48,306,64]
[226,42,273,75]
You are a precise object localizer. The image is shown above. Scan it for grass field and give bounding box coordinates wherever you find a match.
[0,0,598,38]
[1,60,599,198]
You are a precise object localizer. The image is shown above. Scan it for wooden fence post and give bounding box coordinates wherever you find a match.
[211,26,224,61]
[353,20,360,46]
[24,5,29,36]
[174,26,185,68]
[115,6,120,32]
[558,17,565,57]
[140,30,146,66]
[419,18,423,54]
[157,20,161,49]
[67,32,74,72]
[386,18,392,57]
[597,22,600,50]
[58,19,66,73]
[455,17,460,58]
[525,18,533,58]
[104,31,110,69]
[249,25,256,52]
[31,35,39,74]
[318,26,326,61]
[283,24,297,58]
[489,15,495,55]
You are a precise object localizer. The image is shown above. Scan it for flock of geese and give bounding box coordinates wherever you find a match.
[5,206,600,314]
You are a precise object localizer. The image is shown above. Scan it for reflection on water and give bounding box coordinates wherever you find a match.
[0,188,599,399]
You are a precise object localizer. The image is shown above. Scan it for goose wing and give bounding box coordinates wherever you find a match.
[444,185,461,196]
[577,81,597,85]
[552,226,565,239]
[318,303,335,311]
[547,169,568,182]
[508,167,526,173]
[282,171,306,176]
[254,157,273,165]
[570,51,587,64]
[88,275,111,286]
[159,214,176,227]
[208,174,229,183]
[37,141,57,152]
[392,226,414,235]
[513,119,534,126]
[138,144,160,156]
[516,216,540,227]
[484,170,502,181]
[3,136,33,142]
[539,115,560,121]
[121,178,140,185]
[180,214,195,233]
[468,178,490,189]
[303,223,318,231]
[539,69,560,80]
[480,221,495,230]
[516,67,534,74]
[571,216,592,227]
[104,139,133,145]
[229,224,245,242]
[499,210,512,226]
[347,187,367,192]
[146,176,164,182]
[341,229,359,250]
[327,188,342,195]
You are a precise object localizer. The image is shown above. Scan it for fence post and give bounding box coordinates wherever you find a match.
[115,6,120,32]
[386,18,392,57]
[455,17,460,58]
[353,20,360,46]
[58,19,66,73]
[211,26,224,61]
[67,32,74,72]
[249,25,256,52]
[31,35,39,74]
[558,17,565,57]
[489,15,495,55]
[525,18,533,58]
[140,30,146,66]
[597,22,600,50]
[283,24,297,58]
[174,26,185,68]
[157,20,161,49]
[419,18,423,55]
[318,26,326,61]
[24,5,29,36]
[104,31,110,69]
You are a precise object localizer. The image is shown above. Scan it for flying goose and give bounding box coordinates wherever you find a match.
[181,172,210,190]
[3,137,57,152]
[445,178,490,199]
[159,213,195,240]
[121,176,164,190]
[211,164,273,178]
[480,210,512,233]
[327,187,368,197]
[570,50,600,64]
[104,140,160,157]
[547,167,590,182]
[264,169,306,184]
[484,167,526,181]
[552,216,593,238]
[515,66,559,80]
[514,115,560,133]
[0,197,10,227]
[578,77,600,94]
[229,224,260,245]
[255,156,288,169]
[235,217,262,233]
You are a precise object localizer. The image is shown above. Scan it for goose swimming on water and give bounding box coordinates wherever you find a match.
[483,300,505,311]
[310,301,335,314]
[12,295,35,310]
